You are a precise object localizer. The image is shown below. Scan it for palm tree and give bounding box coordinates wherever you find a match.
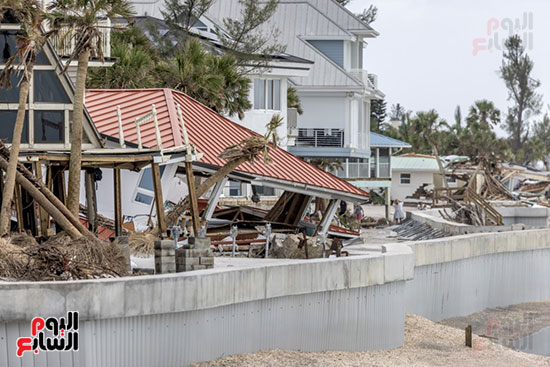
[467,100,501,126]
[0,0,50,235]
[47,0,133,216]
[287,86,303,115]
[88,25,157,89]
[413,110,449,189]
[156,39,251,119]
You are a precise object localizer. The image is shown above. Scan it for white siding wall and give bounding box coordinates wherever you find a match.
[299,94,346,129]
[227,77,288,147]
[391,170,435,201]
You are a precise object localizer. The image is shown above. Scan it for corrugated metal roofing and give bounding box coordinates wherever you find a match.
[85,88,368,199]
[370,132,412,148]
[392,156,440,172]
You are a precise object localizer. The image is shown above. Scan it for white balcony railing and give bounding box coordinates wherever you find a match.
[296,128,345,148]
[48,18,112,59]
[346,69,378,90]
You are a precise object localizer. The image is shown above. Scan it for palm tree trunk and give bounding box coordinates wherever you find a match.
[0,77,31,235]
[66,49,90,216]
[0,155,81,238]
[166,156,248,227]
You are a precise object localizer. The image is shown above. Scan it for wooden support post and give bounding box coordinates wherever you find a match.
[113,168,123,237]
[85,170,97,233]
[21,164,38,236]
[51,165,66,234]
[465,325,472,347]
[35,162,50,237]
[184,161,200,237]
[14,184,24,233]
[151,162,167,238]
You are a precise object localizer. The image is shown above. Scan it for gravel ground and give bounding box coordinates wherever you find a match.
[193,313,550,367]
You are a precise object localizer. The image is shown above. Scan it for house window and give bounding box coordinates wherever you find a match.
[254,79,281,110]
[0,110,28,143]
[134,165,166,205]
[229,181,242,196]
[34,71,70,103]
[0,30,92,148]
[447,176,457,183]
[0,73,21,102]
[253,185,275,196]
[34,110,64,143]
[400,173,411,184]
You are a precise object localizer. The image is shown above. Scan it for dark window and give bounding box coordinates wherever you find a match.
[135,192,153,205]
[138,166,166,191]
[0,110,28,143]
[0,31,17,64]
[0,73,22,102]
[34,71,70,103]
[400,173,411,184]
[229,181,241,196]
[0,31,48,65]
[254,185,275,196]
[34,110,64,143]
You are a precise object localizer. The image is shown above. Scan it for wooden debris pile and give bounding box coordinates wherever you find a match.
[439,200,487,226]
[0,233,128,281]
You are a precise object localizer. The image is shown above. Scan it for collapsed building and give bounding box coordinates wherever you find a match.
[83,88,370,258]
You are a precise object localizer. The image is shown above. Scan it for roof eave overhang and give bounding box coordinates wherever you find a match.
[348,29,379,37]
[252,176,369,203]
[190,161,368,202]
[248,62,313,78]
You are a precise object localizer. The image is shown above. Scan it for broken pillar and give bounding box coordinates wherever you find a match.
[154,240,176,274]
[116,236,131,273]
[176,237,214,272]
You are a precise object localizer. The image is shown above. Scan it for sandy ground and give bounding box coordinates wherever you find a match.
[193,313,550,367]
[440,301,550,350]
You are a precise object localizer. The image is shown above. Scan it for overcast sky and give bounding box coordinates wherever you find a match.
[347,0,550,134]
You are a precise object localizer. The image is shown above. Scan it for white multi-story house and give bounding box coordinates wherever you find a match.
[205,1,392,186]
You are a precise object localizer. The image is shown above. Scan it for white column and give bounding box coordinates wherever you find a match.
[376,148,380,178]
[202,177,229,221]
[319,199,339,237]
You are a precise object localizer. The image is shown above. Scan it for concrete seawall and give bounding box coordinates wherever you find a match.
[2,229,550,366]
[0,245,413,366]
[405,229,550,321]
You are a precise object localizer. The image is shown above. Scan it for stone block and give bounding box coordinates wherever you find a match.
[155,262,176,274]
[155,248,175,257]
[154,240,175,250]
[176,248,212,258]
[199,257,214,265]
[176,264,195,273]
[192,265,207,270]
[188,237,211,250]
[176,257,199,266]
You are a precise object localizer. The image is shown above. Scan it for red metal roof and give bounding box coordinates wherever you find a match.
[85,89,369,199]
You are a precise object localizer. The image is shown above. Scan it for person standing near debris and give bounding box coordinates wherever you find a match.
[393,200,405,224]
[355,205,364,222]
[339,201,347,216]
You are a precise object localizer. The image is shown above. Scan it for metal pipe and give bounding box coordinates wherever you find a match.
[152,104,163,150]
[264,223,272,258]
[135,118,143,150]
[230,225,238,257]
[116,106,126,148]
